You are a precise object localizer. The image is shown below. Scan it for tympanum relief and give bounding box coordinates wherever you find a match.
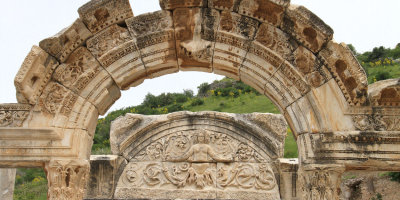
[116,129,280,199]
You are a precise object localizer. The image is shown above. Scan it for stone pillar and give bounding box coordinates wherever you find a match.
[0,168,16,200]
[299,165,345,200]
[45,159,90,200]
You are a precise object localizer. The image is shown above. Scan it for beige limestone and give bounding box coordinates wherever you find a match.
[39,19,92,62]
[126,10,179,79]
[14,46,58,104]
[78,0,133,33]
[2,0,400,199]
[0,168,16,200]
[110,111,286,199]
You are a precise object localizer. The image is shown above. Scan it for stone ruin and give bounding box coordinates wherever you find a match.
[0,0,399,199]
[85,111,295,199]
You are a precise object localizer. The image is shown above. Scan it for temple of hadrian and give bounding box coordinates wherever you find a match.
[0,0,400,199]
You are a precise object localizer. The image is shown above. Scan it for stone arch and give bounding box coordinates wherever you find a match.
[1,0,400,199]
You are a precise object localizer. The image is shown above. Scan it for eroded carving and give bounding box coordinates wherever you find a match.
[78,0,133,33]
[237,0,289,26]
[39,19,92,62]
[0,104,31,127]
[159,0,207,10]
[14,46,59,104]
[45,160,90,200]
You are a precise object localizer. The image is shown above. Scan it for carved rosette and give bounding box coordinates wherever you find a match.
[0,104,31,127]
[299,166,344,200]
[45,160,90,200]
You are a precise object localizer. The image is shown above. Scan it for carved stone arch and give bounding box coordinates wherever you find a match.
[1,0,400,200]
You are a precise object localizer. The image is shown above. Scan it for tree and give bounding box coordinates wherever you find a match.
[347,44,358,56]
[368,46,388,62]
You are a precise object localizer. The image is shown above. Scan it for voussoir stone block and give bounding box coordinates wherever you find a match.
[39,19,92,62]
[282,5,333,53]
[319,41,368,106]
[52,47,121,115]
[159,0,207,10]
[78,0,133,33]
[291,46,331,88]
[236,0,290,26]
[126,10,179,79]
[174,8,220,72]
[214,11,259,79]
[14,46,59,105]
[87,24,146,90]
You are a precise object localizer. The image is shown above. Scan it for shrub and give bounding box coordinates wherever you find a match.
[376,71,391,81]
[388,172,400,182]
[190,98,204,106]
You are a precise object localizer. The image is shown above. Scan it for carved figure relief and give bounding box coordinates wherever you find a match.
[117,129,279,199]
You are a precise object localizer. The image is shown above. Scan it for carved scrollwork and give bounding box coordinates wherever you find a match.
[352,114,399,131]
[45,160,89,200]
[0,104,31,127]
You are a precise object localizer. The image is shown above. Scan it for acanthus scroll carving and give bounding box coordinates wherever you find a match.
[352,114,400,131]
[45,160,90,200]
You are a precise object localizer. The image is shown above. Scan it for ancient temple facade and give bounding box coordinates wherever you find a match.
[0,0,400,199]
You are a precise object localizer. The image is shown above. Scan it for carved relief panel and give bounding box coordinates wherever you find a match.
[115,129,280,199]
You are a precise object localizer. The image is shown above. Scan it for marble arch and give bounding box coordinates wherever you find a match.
[1,0,400,199]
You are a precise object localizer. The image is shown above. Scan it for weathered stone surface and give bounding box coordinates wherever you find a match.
[0,104,31,127]
[78,0,133,33]
[368,78,400,107]
[291,46,331,88]
[39,19,92,62]
[0,168,16,200]
[160,0,207,10]
[299,165,345,200]
[87,24,146,90]
[85,155,127,199]
[14,46,59,104]
[236,0,290,26]
[45,159,90,200]
[174,8,220,72]
[319,41,368,106]
[126,10,179,78]
[214,11,259,79]
[110,111,285,199]
[282,5,333,53]
[53,47,120,115]
[279,158,299,200]
[29,81,98,132]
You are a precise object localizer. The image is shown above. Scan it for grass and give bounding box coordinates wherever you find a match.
[366,64,400,83]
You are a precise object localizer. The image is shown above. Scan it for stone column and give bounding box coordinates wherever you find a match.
[299,165,345,200]
[45,159,90,200]
[0,168,16,200]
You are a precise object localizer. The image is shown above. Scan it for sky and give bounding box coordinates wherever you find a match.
[0,0,399,115]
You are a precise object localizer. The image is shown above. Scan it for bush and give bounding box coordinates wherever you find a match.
[388,172,400,182]
[191,98,204,106]
[197,82,210,96]
[376,71,391,81]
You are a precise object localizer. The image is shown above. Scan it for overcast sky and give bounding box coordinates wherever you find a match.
[1,0,399,115]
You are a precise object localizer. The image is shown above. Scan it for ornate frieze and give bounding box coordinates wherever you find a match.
[0,104,31,127]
